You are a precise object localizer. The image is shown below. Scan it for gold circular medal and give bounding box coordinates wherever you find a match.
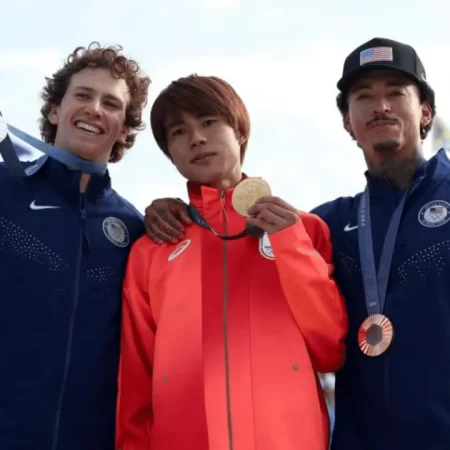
[232,177,272,217]
[358,314,394,357]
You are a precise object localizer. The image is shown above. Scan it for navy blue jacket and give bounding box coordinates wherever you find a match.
[0,157,144,450]
[312,148,450,450]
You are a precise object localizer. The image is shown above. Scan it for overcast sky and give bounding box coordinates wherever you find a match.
[1,0,449,212]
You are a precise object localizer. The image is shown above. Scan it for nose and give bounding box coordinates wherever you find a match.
[189,128,207,148]
[372,96,392,115]
[83,99,102,117]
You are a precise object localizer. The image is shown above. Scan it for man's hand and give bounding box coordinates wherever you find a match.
[144,198,191,244]
[247,196,300,234]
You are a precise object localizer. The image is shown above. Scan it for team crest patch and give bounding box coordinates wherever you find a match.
[102,217,130,247]
[168,239,191,261]
[418,200,450,228]
[259,233,274,260]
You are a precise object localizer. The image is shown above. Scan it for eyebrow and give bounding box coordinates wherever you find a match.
[165,118,184,130]
[73,85,124,107]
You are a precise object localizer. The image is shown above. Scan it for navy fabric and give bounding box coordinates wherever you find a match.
[312,148,450,450]
[0,157,144,450]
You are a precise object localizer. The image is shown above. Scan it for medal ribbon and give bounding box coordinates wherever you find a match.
[0,115,107,177]
[358,185,416,316]
[188,205,264,240]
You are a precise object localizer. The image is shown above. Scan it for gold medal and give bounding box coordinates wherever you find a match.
[358,313,394,357]
[232,177,272,217]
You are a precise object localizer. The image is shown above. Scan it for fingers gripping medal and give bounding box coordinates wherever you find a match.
[232,177,272,217]
[358,314,394,357]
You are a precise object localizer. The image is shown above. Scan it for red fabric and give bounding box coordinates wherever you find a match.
[116,181,348,450]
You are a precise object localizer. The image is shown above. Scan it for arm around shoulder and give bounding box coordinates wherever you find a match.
[269,212,348,373]
[116,237,157,450]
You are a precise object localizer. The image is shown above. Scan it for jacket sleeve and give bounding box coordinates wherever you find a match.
[116,239,156,450]
[269,212,348,373]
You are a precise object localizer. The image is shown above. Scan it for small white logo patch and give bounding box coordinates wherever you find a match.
[259,233,274,260]
[102,217,130,248]
[418,200,450,228]
[30,200,60,210]
[344,223,358,232]
[168,239,191,261]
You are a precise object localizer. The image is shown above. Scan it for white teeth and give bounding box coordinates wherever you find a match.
[76,122,101,134]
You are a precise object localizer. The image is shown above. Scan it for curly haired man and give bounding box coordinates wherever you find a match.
[0,42,150,450]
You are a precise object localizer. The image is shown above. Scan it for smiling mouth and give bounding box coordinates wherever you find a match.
[191,153,216,163]
[75,121,104,134]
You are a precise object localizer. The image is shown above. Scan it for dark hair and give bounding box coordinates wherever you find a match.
[150,74,251,161]
[336,80,436,140]
[39,42,151,163]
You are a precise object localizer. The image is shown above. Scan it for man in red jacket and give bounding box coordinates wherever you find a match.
[116,74,348,450]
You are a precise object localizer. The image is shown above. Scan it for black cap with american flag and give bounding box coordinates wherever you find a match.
[337,37,427,93]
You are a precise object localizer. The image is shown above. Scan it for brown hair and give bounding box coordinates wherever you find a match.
[39,42,151,163]
[150,74,251,161]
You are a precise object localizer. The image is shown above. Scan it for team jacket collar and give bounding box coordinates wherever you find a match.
[186,174,249,234]
[364,148,450,199]
[27,156,112,199]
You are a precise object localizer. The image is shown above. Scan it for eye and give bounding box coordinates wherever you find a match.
[75,92,90,100]
[389,91,404,97]
[105,100,119,109]
[356,93,371,100]
[203,118,217,127]
[171,128,184,136]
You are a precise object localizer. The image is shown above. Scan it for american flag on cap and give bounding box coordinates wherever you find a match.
[360,47,393,66]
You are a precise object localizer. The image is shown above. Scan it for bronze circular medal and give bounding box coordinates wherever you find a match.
[232,177,272,217]
[358,313,394,357]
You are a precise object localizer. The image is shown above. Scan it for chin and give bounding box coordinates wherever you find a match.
[182,167,224,185]
[372,139,400,154]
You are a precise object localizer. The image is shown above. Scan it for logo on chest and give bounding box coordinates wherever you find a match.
[259,233,275,260]
[102,217,130,247]
[418,200,450,228]
[168,239,192,261]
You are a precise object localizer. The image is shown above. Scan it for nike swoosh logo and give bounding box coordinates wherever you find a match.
[30,201,60,210]
[344,223,358,232]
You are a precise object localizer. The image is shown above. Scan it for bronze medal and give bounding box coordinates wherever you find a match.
[231,177,272,217]
[358,313,394,357]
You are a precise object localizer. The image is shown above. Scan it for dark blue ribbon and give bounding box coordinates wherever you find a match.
[358,184,418,315]
[0,114,107,177]
[188,204,263,240]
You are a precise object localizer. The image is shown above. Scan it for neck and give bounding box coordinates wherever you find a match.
[207,168,242,192]
[80,174,91,193]
[367,148,424,190]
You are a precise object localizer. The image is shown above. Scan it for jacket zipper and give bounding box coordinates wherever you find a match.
[51,191,87,450]
[221,190,234,450]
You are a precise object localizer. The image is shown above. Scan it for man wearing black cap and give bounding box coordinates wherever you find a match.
[308,37,446,450]
[140,37,450,449]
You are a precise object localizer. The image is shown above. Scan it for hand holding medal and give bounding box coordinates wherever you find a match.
[232,177,300,234]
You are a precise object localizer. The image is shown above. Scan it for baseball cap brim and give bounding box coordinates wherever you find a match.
[337,62,422,93]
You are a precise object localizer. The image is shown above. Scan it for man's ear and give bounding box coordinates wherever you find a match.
[118,125,129,144]
[421,102,433,129]
[343,112,353,135]
[48,105,59,125]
